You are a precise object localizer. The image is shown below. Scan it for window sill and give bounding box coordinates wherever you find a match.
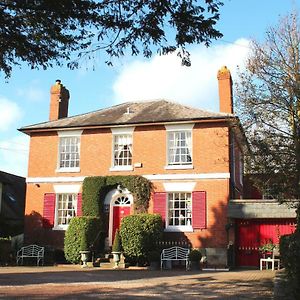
[165,165,194,170]
[109,166,133,172]
[164,226,193,233]
[56,167,80,173]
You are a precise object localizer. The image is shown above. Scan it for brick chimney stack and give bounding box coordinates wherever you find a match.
[49,80,70,121]
[217,66,233,114]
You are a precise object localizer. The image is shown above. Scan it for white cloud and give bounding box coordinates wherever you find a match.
[0,135,29,177]
[0,97,22,131]
[113,38,250,112]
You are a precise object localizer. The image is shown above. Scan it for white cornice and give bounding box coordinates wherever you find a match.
[26,173,230,183]
[144,173,230,180]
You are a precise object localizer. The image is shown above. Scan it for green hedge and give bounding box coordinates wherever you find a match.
[280,231,300,297]
[64,217,103,264]
[82,175,152,216]
[119,214,163,264]
[82,176,106,217]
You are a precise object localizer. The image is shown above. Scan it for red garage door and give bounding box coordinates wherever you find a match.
[236,219,296,267]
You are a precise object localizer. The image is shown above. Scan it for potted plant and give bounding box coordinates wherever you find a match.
[188,249,202,270]
[259,242,276,258]
[147,249,161,270]
[79,234,90,268]
[111,229,122,268]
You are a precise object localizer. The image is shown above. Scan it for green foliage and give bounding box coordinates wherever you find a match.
[82,176,106,217]
[64,217,102,264]
[147,249,161,262]
[119,214,163,263]
[0,239,11,265]
[280,232,300,297]
[1,1,223,78]
[259,241,276,253]
[189,249,202,261]
[112,229,122,253]
[82,175,152,216]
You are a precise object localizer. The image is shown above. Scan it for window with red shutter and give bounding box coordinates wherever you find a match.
[153,192,167,224]
[192,191,206,229]
[43,193,56,228]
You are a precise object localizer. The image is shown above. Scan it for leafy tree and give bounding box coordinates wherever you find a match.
[0,0,223,78]
[236,12,300,225]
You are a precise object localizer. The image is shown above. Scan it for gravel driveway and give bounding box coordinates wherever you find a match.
[0,266,275,299]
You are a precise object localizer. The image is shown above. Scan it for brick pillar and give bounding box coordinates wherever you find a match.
[49,80,70,121]
[217,66,233,114]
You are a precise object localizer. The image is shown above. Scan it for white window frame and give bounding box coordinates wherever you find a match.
[165,124,194,170]
[163,182,195,232]
[53,184,80,230]
[110,127,134,171]
[57,130,82,173]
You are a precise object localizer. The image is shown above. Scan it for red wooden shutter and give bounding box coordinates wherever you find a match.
[192,191,206,229]
[153,192,167,224]
[77,193,82,216]
[43,193,56,228]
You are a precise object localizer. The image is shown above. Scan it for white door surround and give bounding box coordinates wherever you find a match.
[104,188,133,247]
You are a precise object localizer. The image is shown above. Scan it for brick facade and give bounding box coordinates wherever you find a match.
[22,67,243,266]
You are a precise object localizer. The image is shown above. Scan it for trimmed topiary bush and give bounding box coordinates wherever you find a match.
[119,214,163,264]
[64,217,103,264]
[189,249,202,262]
[280,231,300,297]
[112,229,122,252]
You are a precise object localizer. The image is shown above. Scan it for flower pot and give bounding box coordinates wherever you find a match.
[112,251,121,268]
[80,250,90,268]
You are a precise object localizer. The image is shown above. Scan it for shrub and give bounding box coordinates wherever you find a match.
[280,231,300,297]
[64,217,103,264]
[147,249,161,262]
[119,214,163,264]
[189,249,202,261]
[0,237,11,265]
[112,229,122,252]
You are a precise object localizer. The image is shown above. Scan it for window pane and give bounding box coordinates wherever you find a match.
[113,134,132,166]
[168,192,192,226]
[57,194,77,226]
[59,137,80,169]
[168,131,192,165]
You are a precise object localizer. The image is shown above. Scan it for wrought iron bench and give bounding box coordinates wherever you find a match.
[16,244,44,266]
[160,246,190,270]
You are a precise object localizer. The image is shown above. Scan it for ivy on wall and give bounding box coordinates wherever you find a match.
[82,175,152,217]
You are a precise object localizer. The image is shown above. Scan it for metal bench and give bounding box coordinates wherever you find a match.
[16,244,44,266]
[161,246,190,270]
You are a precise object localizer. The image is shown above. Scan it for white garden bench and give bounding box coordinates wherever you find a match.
[160,246,190,270]
[16,244,44,266]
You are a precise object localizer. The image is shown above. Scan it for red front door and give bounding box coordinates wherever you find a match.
[112,206,130,243]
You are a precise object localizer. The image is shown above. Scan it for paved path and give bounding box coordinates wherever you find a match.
[0,266,275,299]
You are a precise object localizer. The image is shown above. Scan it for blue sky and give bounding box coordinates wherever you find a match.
[0,0,298,176]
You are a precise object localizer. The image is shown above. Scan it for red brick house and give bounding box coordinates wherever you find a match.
[20,66,247,266]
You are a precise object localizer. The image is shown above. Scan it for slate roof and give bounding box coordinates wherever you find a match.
[20,100,235,132]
